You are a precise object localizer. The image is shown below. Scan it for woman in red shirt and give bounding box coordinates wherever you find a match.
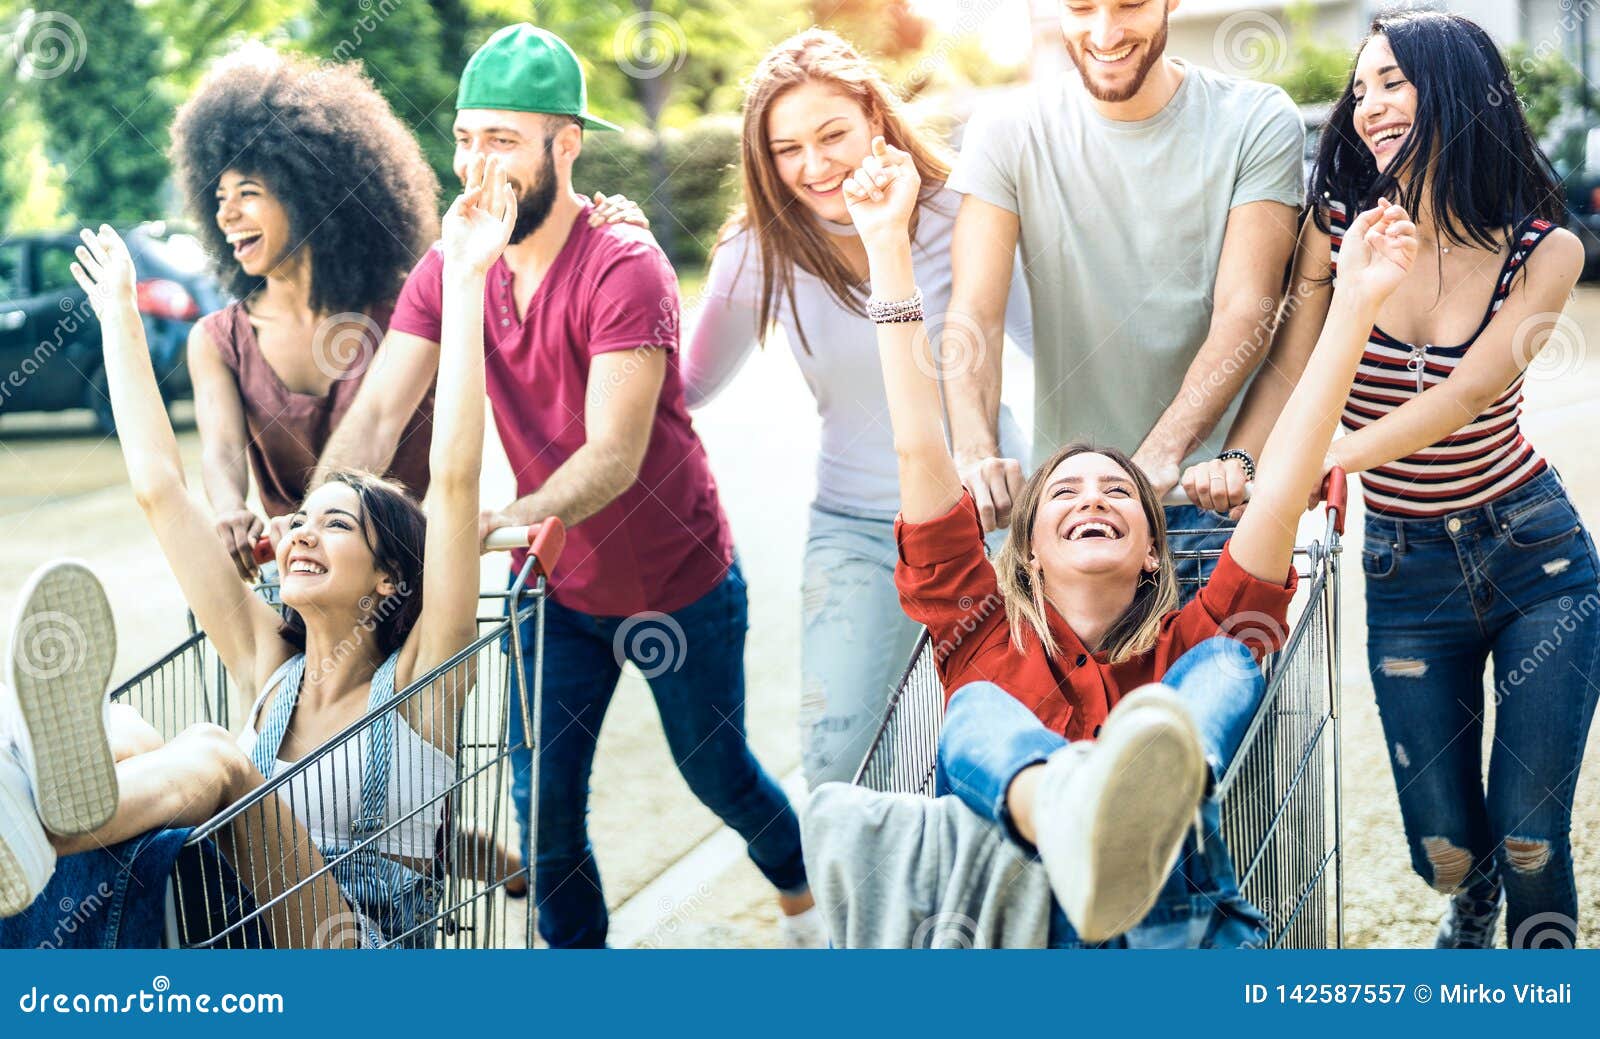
[809,138,1418,945]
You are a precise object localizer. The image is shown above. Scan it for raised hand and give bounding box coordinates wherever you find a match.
[442,154,518,274]
[1336,197,1418,303]
[69,225,139,320]
[841,136,921,247]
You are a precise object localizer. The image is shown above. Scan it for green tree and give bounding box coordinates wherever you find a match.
[1503,42,1584,144]
[28,1,175,224]
[1266,2,1350,106]
[304,0,462,186]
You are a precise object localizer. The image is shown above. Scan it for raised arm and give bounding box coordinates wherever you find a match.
[1181,214,1335,517]
[396,155,514,689]
[1329,229,1583,476]
[843,138,964,522]
[944,193,1024,530]
[1228,201,1418,582]
[187,321,265,579]
[71,227,287,692]
[1132,200,1299,499]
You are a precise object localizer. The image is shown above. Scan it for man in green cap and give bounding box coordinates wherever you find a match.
[316,23,821,949]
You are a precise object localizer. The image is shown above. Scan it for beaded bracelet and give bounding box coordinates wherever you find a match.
[866,287,924,324]
[1216,448,1257,482]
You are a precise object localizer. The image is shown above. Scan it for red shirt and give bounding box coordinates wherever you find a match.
[390,204,733,616]
[896,491,1298,741]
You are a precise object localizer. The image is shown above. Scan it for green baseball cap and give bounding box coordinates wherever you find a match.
[457,23,622,132]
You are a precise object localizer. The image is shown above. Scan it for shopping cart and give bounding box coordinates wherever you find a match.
[106,519,564,949]
[853,476,1346,949]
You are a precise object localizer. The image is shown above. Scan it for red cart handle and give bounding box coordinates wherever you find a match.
[1320,466,1348,537]
[484,517,566,580]
[250,516,569,580]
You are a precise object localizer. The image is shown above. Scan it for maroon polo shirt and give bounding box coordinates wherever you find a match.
[390,203,733,616]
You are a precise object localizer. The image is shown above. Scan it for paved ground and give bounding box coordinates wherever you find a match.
[2,288,1597,949]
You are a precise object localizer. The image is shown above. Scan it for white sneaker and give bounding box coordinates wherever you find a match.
[1031,685,1206,943]
[0,751,55,917]
[776,905,829,949]
[5,560,119,835]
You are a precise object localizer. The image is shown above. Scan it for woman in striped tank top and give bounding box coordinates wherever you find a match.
[1216,10,1600,948]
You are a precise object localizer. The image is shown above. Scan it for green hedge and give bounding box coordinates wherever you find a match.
[573,116,743,270]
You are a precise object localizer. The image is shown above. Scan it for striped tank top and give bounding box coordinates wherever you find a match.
[1329,201,1555,518]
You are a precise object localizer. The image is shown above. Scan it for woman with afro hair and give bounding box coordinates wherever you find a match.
[173,48,645,579]
[172,49,443,580]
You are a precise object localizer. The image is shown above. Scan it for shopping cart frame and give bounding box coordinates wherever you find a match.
[851,497,1345,949]
[105,527,560,949]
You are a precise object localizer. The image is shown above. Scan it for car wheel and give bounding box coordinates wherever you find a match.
[88,365,116,436]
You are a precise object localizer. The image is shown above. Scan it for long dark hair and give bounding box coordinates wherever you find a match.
[278,470,426,661]
[1311,9,1564,251]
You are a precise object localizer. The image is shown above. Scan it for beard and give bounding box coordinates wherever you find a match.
[508,139,559,244]
[1065,13,1169,103]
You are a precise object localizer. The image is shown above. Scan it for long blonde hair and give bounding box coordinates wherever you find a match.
[716,28,953,353]
[993,444,1180,665]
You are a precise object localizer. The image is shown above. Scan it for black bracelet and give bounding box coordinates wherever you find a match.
[1216,448,1257,482]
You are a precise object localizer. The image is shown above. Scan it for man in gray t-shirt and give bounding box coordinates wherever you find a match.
[943,0,1304,572]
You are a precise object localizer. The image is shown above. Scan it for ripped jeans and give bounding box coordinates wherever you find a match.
[1362,467,1600,947]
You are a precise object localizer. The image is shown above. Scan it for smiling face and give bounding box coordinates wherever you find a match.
[1029,451,1159,586]
[1059,0,1175,104]
[764,81,881,225]
[1351,34,1417,174]
[214,170,294,277]
[453,108,572,242]
[276,481,396,620]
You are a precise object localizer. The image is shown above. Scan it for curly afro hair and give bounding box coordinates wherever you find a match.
[170,48,440,314]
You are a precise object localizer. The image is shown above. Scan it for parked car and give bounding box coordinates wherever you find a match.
[0,222,226,433]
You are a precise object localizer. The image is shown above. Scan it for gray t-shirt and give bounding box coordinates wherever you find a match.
[949,63,1304,467]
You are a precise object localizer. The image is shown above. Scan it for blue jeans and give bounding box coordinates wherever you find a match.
[934,637,1269,948]
[800,506,935,788]
[507,559,807,948]
[1165,505,1232,606]
[1362,467,1600,947]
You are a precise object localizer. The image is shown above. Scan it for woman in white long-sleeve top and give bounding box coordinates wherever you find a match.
[683,29,1034,787]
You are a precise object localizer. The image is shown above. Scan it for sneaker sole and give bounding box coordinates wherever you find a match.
[7,561,118,835]
[1063,691,1206,943]
[0,771,50,917]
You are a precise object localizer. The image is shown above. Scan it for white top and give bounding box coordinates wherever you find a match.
[238,680,453,863]
[684,185,1035,521]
